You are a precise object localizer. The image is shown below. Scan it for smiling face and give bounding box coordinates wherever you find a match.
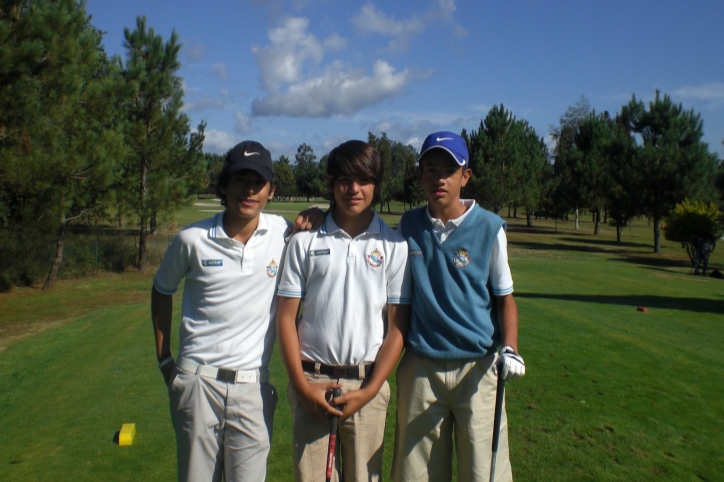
[220,169,275,222]
[331,174,376,218]
[417,150,472,216]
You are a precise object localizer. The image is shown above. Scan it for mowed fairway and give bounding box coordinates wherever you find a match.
[1,201,723,481]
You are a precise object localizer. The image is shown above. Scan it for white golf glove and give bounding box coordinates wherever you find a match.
[493,345,526,380]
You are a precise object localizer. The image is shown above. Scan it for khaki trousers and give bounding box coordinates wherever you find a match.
[287,373,391,482]
[168,366,278,482]
[391,352,513,482]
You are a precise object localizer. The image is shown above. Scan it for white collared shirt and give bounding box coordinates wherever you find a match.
[278,211,411,365]
[154,212,290,370]
[423,200,513,296]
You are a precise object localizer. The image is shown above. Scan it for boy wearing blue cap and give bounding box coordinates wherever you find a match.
[391,131,526,482]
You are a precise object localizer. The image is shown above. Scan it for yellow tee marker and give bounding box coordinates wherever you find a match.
[119,423,136,446]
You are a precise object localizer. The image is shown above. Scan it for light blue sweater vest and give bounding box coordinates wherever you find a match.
[400,205,506,360]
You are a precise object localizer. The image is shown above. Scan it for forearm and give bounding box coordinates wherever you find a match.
[276,296,307,390]
[365,303,410,393]
[496,293,519,352]
[151,287,173,358]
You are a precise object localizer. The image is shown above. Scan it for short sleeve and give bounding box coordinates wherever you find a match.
[489,227,514,296]
[153,231,192,295]
[277,232,308,298]
[386,237,411,304]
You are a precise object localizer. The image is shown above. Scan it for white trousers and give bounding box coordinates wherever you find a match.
[168,366,278,482]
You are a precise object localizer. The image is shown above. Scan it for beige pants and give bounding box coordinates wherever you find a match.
[287,373,391,482]
[391,352,513,482]
[168,366,278,482]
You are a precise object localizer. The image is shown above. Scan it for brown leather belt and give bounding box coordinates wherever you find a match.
[301,361,375,380]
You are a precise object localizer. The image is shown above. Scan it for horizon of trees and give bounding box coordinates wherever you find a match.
[1,1,723,290]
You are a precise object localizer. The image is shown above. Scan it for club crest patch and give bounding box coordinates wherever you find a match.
[266,259,278,278]
[202,259,223,267]
[453,249,470,268]
[367,248,384,268]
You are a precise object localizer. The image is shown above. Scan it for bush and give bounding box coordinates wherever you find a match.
[664,199,724,265]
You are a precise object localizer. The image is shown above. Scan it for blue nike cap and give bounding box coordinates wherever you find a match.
[418,131,469,168]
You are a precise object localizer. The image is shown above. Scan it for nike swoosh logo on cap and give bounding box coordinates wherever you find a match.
[243,151,259,157]
[436,137,453,141]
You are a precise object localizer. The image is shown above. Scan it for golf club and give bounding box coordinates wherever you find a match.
[325,387,342,482]
[489,355,506,482]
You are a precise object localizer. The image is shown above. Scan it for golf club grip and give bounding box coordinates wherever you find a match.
[325,388,342,482]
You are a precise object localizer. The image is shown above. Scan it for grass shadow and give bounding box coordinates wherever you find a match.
[507,225,560,235]
[509,241,608,254]
[561,237,651,249]
[615,255,690,269]
[516,292,724,315]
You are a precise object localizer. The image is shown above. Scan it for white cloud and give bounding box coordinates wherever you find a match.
[182,95,227,113]
[234,112,251,134]
[351,3,424,52]
[252,17,324,92]
[321,133,351,153]
[673,83,724,105]
[183,40,206,64]
[203,129,238,154]
[251,60,411,117]
[212,63,229,81]
[352,3,424,38]
[351,1,466,52]
[323,33,347,51]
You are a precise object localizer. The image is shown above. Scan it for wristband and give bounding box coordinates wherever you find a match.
[158,355,174,368]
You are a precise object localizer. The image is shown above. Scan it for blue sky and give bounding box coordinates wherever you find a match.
[85,0,724,160]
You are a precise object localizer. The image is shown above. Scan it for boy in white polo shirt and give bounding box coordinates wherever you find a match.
[151,140,323,482]
[276,140,411,482]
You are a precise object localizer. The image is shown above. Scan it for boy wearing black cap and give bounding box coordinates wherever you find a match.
[391,132,526,482]
[151,140,321,482]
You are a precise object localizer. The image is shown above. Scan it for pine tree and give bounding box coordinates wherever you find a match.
[120,16,204,271]
[0,0,125,288]
[273,155,296,201]
[294,143,319,202]
[621,91,718,253]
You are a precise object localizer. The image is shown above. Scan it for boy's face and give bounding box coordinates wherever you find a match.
[220,169,275,221]
[417,150,472,209]
[331,175,376,218]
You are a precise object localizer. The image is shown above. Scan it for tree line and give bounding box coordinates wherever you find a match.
[1,1,206,289]
[2,1,723,291]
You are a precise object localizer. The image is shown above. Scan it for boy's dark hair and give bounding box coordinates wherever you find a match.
[326,140,383,208]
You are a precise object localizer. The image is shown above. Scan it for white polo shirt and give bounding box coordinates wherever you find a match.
[153,212,290,370]
[277,211,411,366]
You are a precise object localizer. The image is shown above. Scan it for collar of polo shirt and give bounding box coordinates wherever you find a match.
[210,212,270,240]
[320,211,384,237]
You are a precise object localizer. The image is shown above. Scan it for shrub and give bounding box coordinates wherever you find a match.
[664,199,724,265]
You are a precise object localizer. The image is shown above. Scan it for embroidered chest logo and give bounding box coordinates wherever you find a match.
[453,249,470,268]
[367,248,384,268]
[266,259,278,278]
[202,259,223,267]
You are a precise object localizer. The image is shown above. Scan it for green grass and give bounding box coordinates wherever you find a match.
[1,202,723,481]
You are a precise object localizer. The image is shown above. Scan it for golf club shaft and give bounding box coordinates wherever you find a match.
[490,357,506,482]
[325,387,342,482]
